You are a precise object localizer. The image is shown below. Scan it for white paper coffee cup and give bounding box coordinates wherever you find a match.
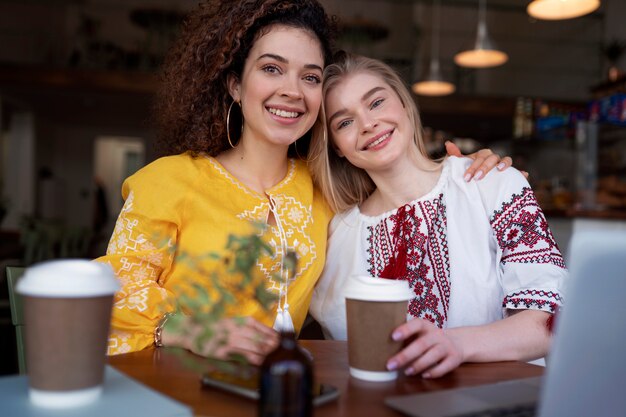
[344,275,413,382]
[17,259,119,408]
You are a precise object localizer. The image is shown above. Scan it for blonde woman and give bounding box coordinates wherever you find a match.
[309,52,565,378]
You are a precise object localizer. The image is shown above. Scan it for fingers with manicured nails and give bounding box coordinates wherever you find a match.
[404,343,447,376]
[388,319,465,378]
[388,331,435,370]
[391,317,429,342]
[462,149,491,181]
[446,144,516,181]
[464,150,518,182]
[496,156,513,171]
[444,141,463,157]
[387,319,433,370]
[474,152,504,181]
[465,149,494,181]
[421,355,463,379]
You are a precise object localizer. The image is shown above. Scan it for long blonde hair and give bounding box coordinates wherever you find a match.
[309,51,431,213]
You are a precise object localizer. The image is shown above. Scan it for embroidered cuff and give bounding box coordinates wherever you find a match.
[502,289,562,313]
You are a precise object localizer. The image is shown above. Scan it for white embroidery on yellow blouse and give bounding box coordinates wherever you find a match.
[105,190,172,355]
[238,193,316,332]
[108,330,132,355]
[238,195,316,293]
[206,157,297,199]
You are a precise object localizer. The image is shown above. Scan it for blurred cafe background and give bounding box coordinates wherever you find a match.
[0,0,625,374]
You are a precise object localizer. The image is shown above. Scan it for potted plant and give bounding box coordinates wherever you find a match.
[162,223,294,374]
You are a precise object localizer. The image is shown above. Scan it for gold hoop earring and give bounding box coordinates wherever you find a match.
[227,100,241,148]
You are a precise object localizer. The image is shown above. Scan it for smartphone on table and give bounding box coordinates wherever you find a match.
[201,366,340,406]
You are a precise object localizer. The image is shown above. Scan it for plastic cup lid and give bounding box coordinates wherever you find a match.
[343,275,413,302]
[16,259,119,298]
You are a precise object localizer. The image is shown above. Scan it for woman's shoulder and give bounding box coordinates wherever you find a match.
[289,159,335,222]
[293,158,314,183]
[136,153,205,176]
[444,156,537,223]
[446,156,528,191]
[129,153,212,186]
[329,206,360,234]
[123,153,209,201]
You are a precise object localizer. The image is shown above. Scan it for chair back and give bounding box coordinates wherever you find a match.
[6,266,26,374]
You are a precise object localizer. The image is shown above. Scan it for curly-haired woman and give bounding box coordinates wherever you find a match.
[97,0,511,363]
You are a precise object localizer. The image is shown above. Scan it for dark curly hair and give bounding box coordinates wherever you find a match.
[155,0,336,157]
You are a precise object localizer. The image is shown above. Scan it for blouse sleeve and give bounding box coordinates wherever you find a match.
[478,169,566,315]
[96,164,183,355]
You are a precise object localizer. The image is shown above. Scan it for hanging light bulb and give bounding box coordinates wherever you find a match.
[413,60,456,96]
[527,0,600,20]
[412,0,455,96]
[454,0,508,68]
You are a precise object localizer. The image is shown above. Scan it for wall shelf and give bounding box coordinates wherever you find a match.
[0,65,158,95]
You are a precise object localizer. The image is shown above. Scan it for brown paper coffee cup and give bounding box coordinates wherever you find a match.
[344,276,412,382]
[17,260,119,408]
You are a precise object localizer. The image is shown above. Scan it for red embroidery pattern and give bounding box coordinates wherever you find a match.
[503,289,562,313]
[491,187,565,268]
[367,194,450,328]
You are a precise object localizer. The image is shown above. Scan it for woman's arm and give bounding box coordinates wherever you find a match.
[446,309,550,363]
[386,309,550,379]
[96,188,179,355]
[445,141,526,181]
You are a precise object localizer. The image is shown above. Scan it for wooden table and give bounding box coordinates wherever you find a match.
[108,340,543,417]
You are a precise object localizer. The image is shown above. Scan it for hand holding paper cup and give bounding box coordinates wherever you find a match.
[16,260,119,408]
[344,275,412,382]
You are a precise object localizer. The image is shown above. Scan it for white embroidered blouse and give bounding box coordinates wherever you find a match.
[310,157,566,340]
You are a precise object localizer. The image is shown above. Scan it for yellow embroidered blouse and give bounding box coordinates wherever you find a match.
[96,153,333,355]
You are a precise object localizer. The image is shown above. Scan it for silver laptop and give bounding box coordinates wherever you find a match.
[385,230,626,417]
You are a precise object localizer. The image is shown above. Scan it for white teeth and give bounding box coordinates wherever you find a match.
[365,132,391,149]
[268,108,299,118]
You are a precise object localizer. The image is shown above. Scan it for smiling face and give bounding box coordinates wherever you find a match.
[325,71,415,173]
[229,24,324,150]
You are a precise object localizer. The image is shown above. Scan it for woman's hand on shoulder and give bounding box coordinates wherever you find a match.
[386,318,465,379]
[445,141,528,182]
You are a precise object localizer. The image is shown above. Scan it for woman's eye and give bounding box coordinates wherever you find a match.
[304,74,321,84]
[262,65,281,74]
[371,98,384,109]
[337,120,352,130]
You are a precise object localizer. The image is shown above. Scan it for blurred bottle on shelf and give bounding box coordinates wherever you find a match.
[513,97,525,139]
[523,98,534,137]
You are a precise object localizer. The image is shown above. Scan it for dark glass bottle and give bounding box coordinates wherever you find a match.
[259,331,313,417]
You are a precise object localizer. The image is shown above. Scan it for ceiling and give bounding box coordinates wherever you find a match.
[0,0,608,14]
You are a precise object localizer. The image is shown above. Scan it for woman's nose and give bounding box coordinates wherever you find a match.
[278,76,303,99]
[360,115,377,133]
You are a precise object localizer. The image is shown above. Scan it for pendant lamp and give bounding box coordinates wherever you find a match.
[412,0,455,96]
[527,0,600,20]
[454,0,508,69]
